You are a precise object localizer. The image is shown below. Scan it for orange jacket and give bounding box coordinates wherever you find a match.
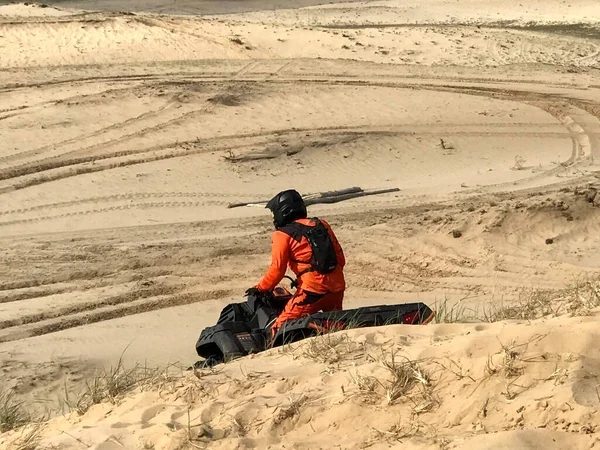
[257,218,345,294]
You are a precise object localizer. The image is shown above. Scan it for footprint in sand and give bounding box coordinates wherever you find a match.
[127,404,172,430]
[141,404,167,423]
[201,401,226,422]
[275,378,298,394]
[96,441,127,450]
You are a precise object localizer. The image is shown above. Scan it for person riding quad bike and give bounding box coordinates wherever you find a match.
[193,190,434,365]
[246,189,346,341]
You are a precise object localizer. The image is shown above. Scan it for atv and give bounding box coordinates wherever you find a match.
[194,276,435,367]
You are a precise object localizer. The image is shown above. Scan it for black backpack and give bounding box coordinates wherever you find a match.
[292,218,338,275]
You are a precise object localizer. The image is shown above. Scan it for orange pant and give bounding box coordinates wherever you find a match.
[271,288,344,339]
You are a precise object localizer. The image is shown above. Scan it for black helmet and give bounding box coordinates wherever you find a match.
[266,189,307,228]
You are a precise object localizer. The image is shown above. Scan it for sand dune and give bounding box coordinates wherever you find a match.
[5,310,600,449]
[1,0,600,449]
[1,13,599,68]
[0,3,72,17]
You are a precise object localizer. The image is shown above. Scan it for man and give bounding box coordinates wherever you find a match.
[246,189,346,340]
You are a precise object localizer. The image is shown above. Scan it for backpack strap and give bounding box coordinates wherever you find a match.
[284,218,322,278]
[277,221,305,243]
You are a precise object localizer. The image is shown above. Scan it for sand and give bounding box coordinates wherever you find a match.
[1,0,600,448]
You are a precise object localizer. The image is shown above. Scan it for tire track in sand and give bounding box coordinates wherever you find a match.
[0,191,272,217]
[1,61,598,337]
[0,98,192,166]
[0,288,233,343]
[1,77,589,196]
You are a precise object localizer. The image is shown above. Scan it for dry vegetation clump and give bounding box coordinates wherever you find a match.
[486,278,600,321]
[367,420,423,446]
[483,334,548,400]
[382,352,437,413]
[350,351,438,414]
[485,339,527,379]
[300,331,363,365]
[435,277,600,324]
[4,423,45,450]
[64,354,179,415]
[272,395,309,426]
[433,295,476,323]
[278,325,367,366]
[0,389,46,450]
[173,366,224,404]
[0,389,30,433]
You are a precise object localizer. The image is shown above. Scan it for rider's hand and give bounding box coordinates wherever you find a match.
[245,287,262,297]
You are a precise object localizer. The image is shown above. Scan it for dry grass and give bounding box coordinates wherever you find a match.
[300,331,360,365]
[434,277,600,324]
[173,366,225,405]
[0,390,48,449]
[0,389,30,433]
[483,290,563,322]
[485,335,546,379]
[349,351,438,413]
[382,353,426,404]
[273,395,308,426]
[431,358,476,382]
[484,278,600,321]
[383,353,437,413]
[5,422,45,450]
[64,352,179,415]
[278,326,366,365]
[482,335,547,400]
[367,420,422,445]
[349,371,379,400]
[485,342,523,378]
[433,296,478,323]
[544,365,569,385]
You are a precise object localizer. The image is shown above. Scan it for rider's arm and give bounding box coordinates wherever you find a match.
[256,231,290,292]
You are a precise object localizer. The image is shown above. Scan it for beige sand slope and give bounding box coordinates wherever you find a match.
[1,0,600,448]
[4,311,600,449]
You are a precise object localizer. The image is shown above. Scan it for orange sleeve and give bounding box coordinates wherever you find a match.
[257,231,290,292]
[322,220,345,268]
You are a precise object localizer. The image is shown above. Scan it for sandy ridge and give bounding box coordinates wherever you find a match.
[1,1,600,449]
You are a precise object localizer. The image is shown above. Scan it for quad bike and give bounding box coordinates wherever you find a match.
[194,276,435,367]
